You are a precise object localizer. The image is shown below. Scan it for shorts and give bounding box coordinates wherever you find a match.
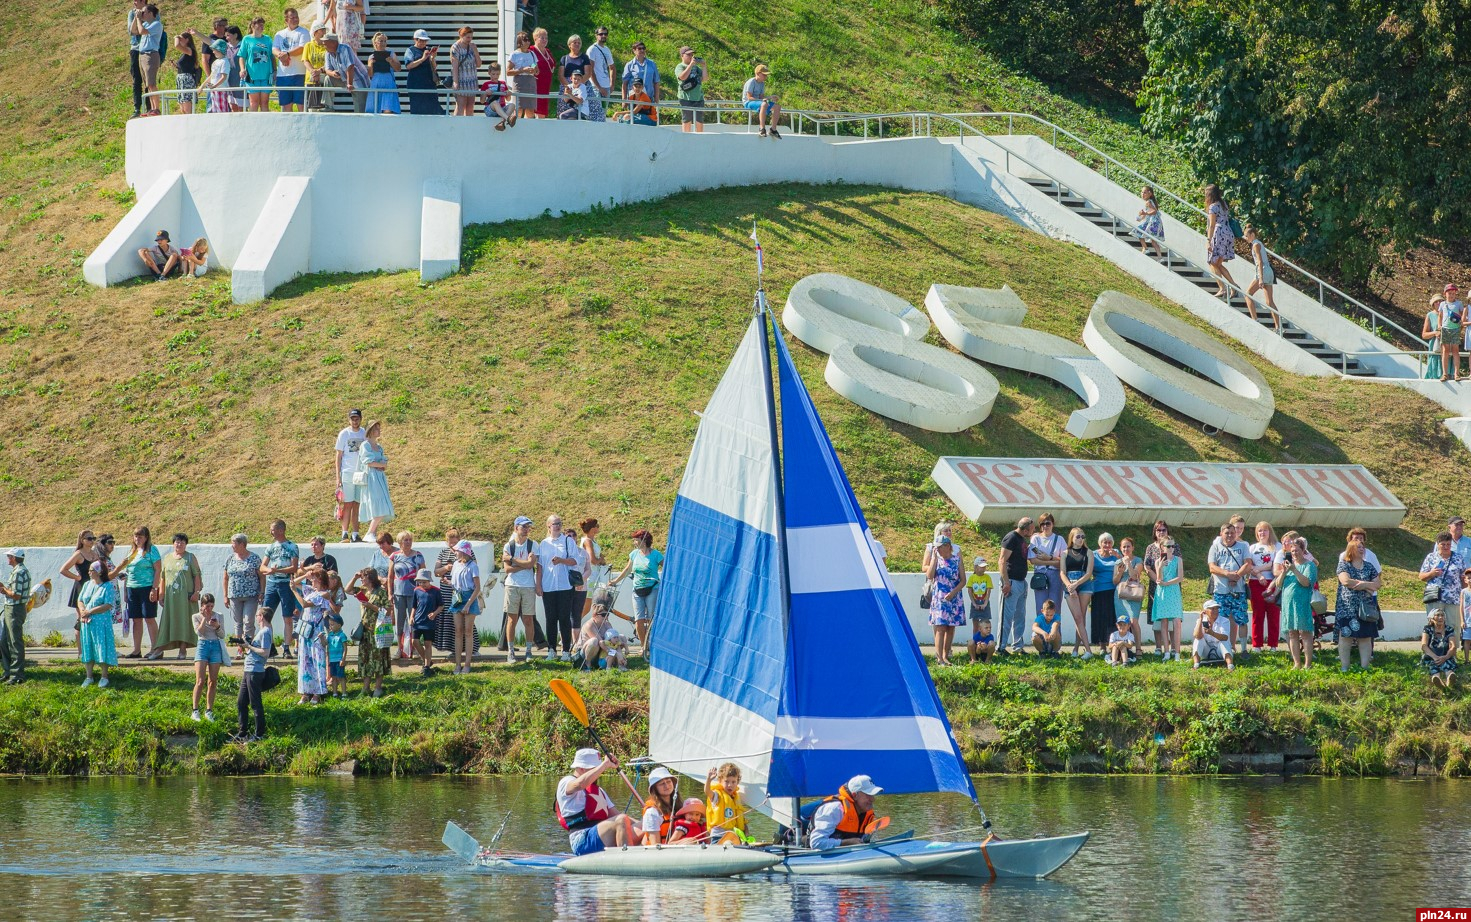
[744,99,769,112]
[1214,592,1249,626]
[127,585,158,620]
[262,582,302,620]
[449,592,480,616]
[413,628,434,641]
[276,73,305,106]
[570,826,606,856]
[339,475,360,503]
[194,639,225,664]
[680,99,703,123]
[633,585,658,621]
[244,74,273,90]
[329,661,346,678]
[504,584,536,618]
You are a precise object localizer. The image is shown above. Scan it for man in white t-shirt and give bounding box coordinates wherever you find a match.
[273,7,310,112]
[1192,599,1234,670]
[1207,521,1252,655]
[586,26,614,97]
[556,748,633,855]
[334,409,366,542]
[501,516,540,663]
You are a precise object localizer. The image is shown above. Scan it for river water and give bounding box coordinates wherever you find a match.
[0,774,1463,921]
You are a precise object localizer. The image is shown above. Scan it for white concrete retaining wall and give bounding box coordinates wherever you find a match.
[232,176,312,303]
[420,178,462,282]
[83,170,186,287]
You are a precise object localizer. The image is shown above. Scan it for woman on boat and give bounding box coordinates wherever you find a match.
[641,766,680,844]
[556,748,634,855]
[705,762,748,843]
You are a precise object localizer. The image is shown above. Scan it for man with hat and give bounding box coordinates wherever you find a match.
[138,230,179,281]
[0,548,32,684]
[321,31,369,113]
[1191,598,1234,670]
[303,19,330,110]
[556,748,634,855]
[673,45,705,133]
[501,516,541,663]
[808,775,883,849]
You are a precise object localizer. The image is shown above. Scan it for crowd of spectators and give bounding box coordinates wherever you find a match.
[127,4,785,135]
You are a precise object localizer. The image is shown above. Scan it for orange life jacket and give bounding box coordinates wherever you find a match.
[821,786,876,839]
[555,779,612,831]
[642,796,675,843]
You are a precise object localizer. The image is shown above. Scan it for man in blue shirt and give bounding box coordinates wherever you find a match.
[260,519,300,658]
[0,549,32,684]
[621,41,659,105]
[130,3,164,116]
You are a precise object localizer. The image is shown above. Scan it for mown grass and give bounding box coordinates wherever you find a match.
[0,184,1465,607]
[4,652,1467,777]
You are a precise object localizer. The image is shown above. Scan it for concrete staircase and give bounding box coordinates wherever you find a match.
[363,0,503,89]
[1021,177,1372,377]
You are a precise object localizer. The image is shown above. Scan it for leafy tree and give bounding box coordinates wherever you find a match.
[938,0,1146,92]
[1139,0,1471,283]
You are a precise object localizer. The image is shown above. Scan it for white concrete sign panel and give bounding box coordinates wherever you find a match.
[783,273,1000,432]
[1083,291,1275,439]
[931,457,1406,528]
[925,283,1126,439]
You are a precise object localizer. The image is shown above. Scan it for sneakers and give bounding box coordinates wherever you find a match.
[506,650,518,664]
[1080,651,1093,661]
[758,128,768,138]
[82,677,94,688]
[769,127,782,139]
[545,650,557,662]
[341,531,349,542]
[559,651,571,662]
[191,709,202,722]
[98,677,109,688]
[204,709,214,721]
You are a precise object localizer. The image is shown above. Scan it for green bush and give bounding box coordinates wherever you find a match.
[937,0,1145,92]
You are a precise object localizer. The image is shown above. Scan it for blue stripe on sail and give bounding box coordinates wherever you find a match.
[769,316,976,803]
[651,495,784,718]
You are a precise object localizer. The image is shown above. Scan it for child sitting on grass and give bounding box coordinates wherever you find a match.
[1033,599,1062,656]
[325,613,348,699]
[969,617,996,665]
[1108,615,1134,666]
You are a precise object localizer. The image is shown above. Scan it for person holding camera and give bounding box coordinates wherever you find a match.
[234,606,274,742]
[1191,599,1233,670]
[403,29,444,115]
[674,46,704,133]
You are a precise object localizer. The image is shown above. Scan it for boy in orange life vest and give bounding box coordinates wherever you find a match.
[555,748,634,855]
[808,775,882,849]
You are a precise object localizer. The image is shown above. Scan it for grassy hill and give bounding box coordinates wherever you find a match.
[0,182,1463,609]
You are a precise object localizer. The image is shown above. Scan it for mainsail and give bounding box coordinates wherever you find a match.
[650,299,976,826]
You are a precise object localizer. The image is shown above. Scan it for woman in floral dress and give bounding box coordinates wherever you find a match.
[290,568,333,703]
[348,569,392,697]
[925,536,965,667]
[1204,184,1239,299]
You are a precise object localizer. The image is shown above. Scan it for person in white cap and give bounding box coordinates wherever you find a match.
[640,766,679,844]
[501,515,541,663]
[807,775,883,849]
[303,19,329,110]
[411,568,442,675]
[1192,598,1234,670]
[556,747,634,855]
[0,548,32,684]
[403,28,444,115]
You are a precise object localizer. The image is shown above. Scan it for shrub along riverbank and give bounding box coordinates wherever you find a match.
[2,653,1468,779]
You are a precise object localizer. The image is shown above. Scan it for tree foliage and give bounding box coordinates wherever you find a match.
[1139,0,1471,282]
[938,0,1146,92]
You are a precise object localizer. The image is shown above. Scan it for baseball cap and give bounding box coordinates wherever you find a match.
[572,748,601,770]
[1446,284,1460,293]
[414,28,431,40]
[323,32,338,42]
[1450,516,1465,526]
[936,536,952,547]
[348,408,362,418]
[1202,599,1221,611]
[678,45,693,54]
[1117,615,1130,624]
[514,515,533,527]
[972,556,988,568]
[5,548,24,559]
[845,774,883,796]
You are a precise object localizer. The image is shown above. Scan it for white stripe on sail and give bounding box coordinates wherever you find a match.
[674,319,779,537]
[775,715,956,753]
[786,523,886,595]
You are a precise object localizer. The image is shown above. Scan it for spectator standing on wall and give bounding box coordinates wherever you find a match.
[587,27,614,97]
[1203,184,1238,300]
[674,46,704,133]
[172,32,201,114]
[303,536,338,573]
[743,64,781,138]
[450,27,482,116]
[322,33,368,114]
[129,0,147,116]
[358,420,394,540]
[404,29,444,116]
[1028,512,1064,625]
[205,39,233,112]
[622,41,659,109]
[996,517,1034,654]
[531,28,556,118]
[240,17,274,112]
[260,519,301,658]
[557,34,592,117]
[507,31,539,121]
[273,7,310,112]
[132,3,164,117]
[365,32,402,114]
[223,27,245,111]
[335,408,366,543]
[1439,286,1466,381]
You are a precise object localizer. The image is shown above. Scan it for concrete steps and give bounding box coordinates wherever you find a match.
[363,0,502,90]
[1023,177,1372,377]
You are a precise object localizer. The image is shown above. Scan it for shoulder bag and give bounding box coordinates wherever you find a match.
[919,581,933,609]
[1424,578,1443,606]
[566,537,584,588]
[1029,570,1049,591]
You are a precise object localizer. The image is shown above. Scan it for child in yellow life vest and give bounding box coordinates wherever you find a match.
[706,762,747,842]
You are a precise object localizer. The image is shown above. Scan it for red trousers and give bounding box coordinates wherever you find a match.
[1249,580,1281,649]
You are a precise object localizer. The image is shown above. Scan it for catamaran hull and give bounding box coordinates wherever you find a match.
[772,839,984,876]
[930,832,1091,879]
[443,822,780,878]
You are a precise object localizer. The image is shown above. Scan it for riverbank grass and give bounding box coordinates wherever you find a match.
[3,652,1468,778]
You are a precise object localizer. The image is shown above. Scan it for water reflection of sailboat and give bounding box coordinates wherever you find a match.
[647,248,1087,879]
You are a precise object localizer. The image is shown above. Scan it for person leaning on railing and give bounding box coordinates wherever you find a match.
[239,17,274,112]
[322,32,369,114]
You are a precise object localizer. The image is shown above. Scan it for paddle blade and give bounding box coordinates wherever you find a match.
[549,678,590,727]
[863,816,890,835]
[611,608,636,623]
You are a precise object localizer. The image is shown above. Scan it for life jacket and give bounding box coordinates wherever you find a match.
[671,816,706,842]
[642,797,675,843]
[707,782,747,834]
[555,779,612,831]
[821,786,877,839]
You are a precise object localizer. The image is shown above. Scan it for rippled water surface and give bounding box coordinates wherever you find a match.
[0,774,1464,920]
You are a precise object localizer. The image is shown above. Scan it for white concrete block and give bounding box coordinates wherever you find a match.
[231,176,312,304]
[784,274,999,432]
[925,283,1126,439]
[1084,291,1275,439]
[82,170,185,287]
[420,178,462,282]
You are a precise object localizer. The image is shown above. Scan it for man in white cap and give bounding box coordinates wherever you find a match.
[807,774,883,849]
[0,548,32,684]
[556,748,634,855]
[502,515,541,663]
[303,19,329,110]
[1192,598,1234,670]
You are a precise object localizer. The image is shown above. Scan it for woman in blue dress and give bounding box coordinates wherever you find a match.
[77,559,119,686]
[365,33,401,114]
[1152,540,1185,661]
[925,537,965,667]
[358,420,395,541]
[402,32,443,115]
[289,568,334,703]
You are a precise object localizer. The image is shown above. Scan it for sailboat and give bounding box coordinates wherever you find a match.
[444,242,1087,880]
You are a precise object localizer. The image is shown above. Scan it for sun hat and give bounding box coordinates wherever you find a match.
[572,748,602,770]
[676,797,705,817]
[454,539,475,555]
[647,766,675,788]
[1202,599,1221,611]
[211,38,227,53]
[413,28,431,40]
[845,774,882,796]
[323,32,338,42]
[155,230,170,241]
[414,568,433,583]
[310,19,325,32]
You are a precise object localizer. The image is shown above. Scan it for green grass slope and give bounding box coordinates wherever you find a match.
[0,183,1462,609]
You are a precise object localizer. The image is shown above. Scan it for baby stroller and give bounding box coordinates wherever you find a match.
[1311,590,1335,650]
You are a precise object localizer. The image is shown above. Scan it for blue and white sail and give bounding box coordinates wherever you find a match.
[649,316,787,816]
[768,317,977,806]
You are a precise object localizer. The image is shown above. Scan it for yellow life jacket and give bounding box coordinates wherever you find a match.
[707,782,746,834]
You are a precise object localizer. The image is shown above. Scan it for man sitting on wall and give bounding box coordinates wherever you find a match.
[138,229,179,281]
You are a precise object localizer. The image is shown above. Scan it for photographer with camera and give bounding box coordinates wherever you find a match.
[674,46,705,133]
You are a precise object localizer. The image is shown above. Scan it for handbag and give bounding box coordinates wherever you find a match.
[1310,589,1328,615]
[919,581,933,609]
[1029,571,1049,591]
[1424,580,1443,606]
[565,537,584,589]
[1357,594,1382,624]
[351,470,368,487]
[1119,579,1144,603]
[260,665,282,692]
